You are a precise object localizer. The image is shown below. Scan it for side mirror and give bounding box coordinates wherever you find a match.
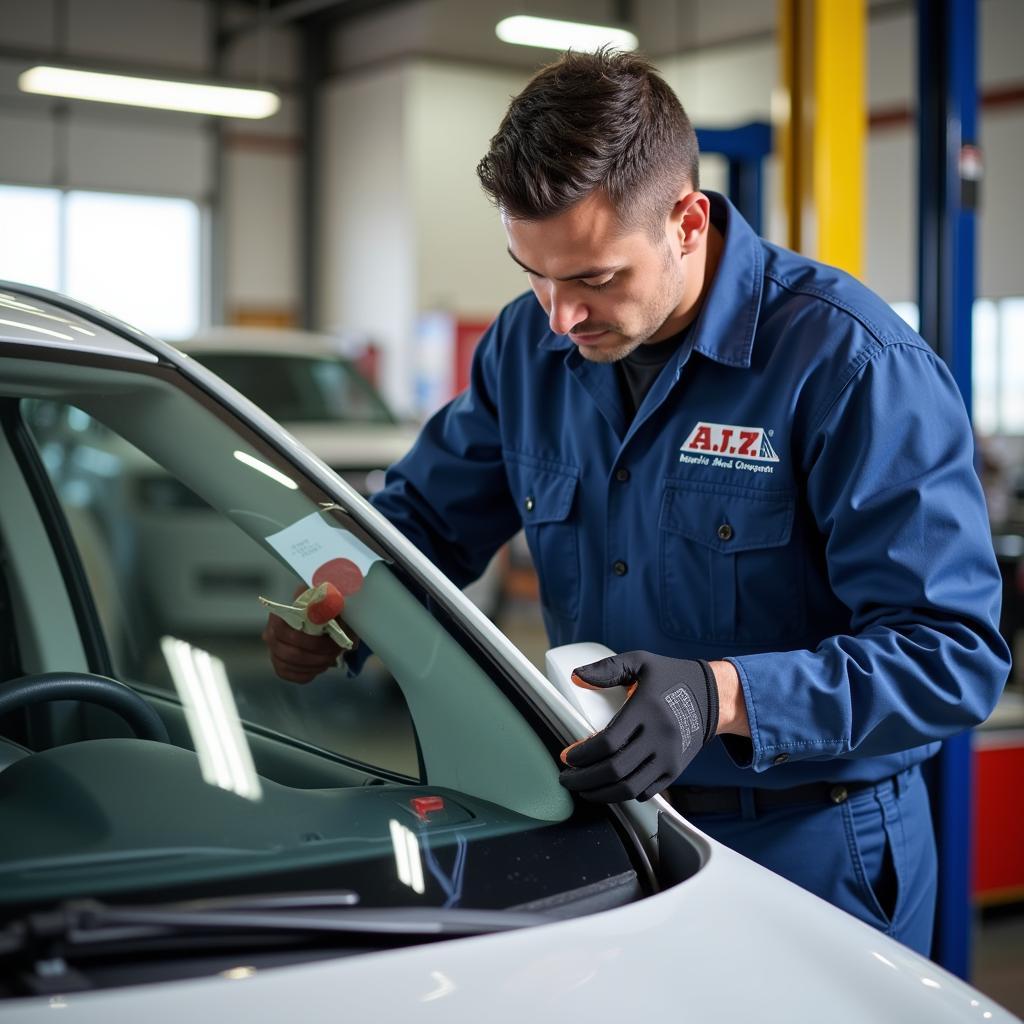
[544,642,628,730]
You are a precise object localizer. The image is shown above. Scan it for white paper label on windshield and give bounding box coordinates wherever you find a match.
[266,512,382,596]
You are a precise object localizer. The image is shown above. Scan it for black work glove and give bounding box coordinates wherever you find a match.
[558,651,720,803]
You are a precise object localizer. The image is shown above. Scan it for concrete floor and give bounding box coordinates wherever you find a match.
[974,909,1024,1016]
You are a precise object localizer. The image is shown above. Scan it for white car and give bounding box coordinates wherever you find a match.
[0,283,1016,1023]
[176,327,418,499]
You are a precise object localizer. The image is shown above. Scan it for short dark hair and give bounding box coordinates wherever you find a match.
[477,48,699,236]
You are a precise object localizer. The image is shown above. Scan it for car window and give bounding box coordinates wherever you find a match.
[193,353,396,426]
[12,366,568,824]
[22,397,420,777]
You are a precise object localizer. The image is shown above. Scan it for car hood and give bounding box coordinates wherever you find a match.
[283,422,418,469]
[3,838,1012,1023]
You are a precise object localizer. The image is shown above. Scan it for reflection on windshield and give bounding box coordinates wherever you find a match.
[389,818,426,895]
[161,636,262,801]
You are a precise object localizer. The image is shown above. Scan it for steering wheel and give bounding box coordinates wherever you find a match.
[0,672,169,743]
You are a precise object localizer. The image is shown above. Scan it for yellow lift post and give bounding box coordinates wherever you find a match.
[778,0,866,278]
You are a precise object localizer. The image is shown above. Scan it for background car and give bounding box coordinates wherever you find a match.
[176,327,416,498]
[0,283,1016,1022]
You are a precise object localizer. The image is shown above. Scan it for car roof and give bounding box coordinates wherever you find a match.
[0,284,158,364]
[175,327,348,358]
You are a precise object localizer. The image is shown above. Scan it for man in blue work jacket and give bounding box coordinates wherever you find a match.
[264,49,1009,954]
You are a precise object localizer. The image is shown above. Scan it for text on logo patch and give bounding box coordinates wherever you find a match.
[681,422,780,463]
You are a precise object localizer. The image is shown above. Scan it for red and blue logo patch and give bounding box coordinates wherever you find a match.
[681,422,780,463]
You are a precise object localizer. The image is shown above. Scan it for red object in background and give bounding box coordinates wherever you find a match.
[972,731,1024,904]
[454,320,494,395]
[354,345,381,388]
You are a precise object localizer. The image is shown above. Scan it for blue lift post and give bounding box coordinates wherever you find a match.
[917,0,979,979]
[695,123,773,236]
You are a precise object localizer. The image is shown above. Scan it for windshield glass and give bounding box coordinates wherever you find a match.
[192,353,397,426]
[0,346,638,927]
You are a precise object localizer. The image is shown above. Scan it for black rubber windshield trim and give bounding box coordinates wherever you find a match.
[0,399,114,678]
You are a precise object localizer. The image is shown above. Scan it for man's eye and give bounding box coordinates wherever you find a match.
[582,276,614,291]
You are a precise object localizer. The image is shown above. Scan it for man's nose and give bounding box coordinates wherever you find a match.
[547,286,588,336]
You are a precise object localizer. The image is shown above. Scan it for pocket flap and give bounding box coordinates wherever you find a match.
[506,453,579,524]
[660,481,794,553]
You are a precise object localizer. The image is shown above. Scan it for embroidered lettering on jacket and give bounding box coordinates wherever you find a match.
[680,422,779,474]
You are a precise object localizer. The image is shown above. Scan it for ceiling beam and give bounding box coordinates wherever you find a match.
[220,0,405,41]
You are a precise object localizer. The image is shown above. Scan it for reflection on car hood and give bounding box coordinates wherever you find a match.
[3,841,1012,1023]
[283,422,419,469]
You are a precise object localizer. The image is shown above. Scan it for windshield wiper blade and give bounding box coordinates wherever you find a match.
[0,892,344,957]
[3,891,551,956]
[2,893,554,996]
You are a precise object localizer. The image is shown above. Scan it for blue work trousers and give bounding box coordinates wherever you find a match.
[692,766,937,956]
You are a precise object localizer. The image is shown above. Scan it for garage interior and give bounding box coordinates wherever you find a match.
[0,0,1021,1013]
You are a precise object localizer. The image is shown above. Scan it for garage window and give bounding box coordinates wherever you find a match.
[0,183,202,341]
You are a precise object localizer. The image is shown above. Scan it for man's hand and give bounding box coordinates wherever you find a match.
[558,651,720,802]
[261,584,356,684]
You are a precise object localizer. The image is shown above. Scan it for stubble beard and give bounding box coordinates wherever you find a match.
[575,247,684,364]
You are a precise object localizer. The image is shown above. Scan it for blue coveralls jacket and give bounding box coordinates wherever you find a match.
[373,192,1010,790]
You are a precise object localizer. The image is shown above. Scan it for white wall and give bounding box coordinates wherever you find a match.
[320,65,417,411]
[660,39,776,127]
[657,40,782,244]
[224,141,299,313]
[977,0,1024,301]
[405,61,530,317]
[977,106,1024,301]
[862,2,1024,303]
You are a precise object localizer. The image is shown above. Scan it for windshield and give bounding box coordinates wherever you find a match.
[0,341,638,940]
[191,353,397,426]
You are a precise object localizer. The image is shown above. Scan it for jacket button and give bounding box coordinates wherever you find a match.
[772,753,789,766]
[613,560,628,576]
[829,785,849,805]
[524,496,535,512]
[615,467,631,482]
[717,523,734,541]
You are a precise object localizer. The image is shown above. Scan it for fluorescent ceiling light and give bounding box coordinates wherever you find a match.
[19,66,280,119]
[496,15,638,52]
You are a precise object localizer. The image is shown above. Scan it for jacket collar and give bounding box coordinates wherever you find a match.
[537,192,764,370]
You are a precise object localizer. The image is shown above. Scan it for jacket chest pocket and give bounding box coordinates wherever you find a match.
[658,481,803,645]
[506,453,581,622]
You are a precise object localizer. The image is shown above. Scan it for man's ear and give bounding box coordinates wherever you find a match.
[669,192,710,255]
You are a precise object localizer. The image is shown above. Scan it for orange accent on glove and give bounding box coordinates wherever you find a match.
[559,678,639,764]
